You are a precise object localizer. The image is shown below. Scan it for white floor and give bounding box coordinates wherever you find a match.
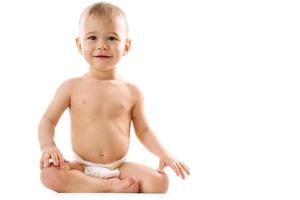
[34,193,174,200]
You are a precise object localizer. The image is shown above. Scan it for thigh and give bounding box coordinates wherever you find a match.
[119,162,168,193]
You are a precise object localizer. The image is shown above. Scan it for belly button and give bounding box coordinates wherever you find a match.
[99,153,104,157]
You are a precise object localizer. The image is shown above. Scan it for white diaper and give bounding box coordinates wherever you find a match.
[73,153,126,179]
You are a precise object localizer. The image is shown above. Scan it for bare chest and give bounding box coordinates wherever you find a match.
[71,81,133,118]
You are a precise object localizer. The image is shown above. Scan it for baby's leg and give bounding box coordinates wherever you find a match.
[65,161,85,171]
[40,162,139,193]
[119,162,169,193]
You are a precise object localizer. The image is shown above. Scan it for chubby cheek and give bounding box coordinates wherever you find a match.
[81,46,93,58]
[116,44,126,56]
[82,50,94,64]
[114,48,124,60]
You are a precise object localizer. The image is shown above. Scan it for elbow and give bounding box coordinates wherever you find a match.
[40,117,57,127]
[136,127,150,139]
[38,117,56,137]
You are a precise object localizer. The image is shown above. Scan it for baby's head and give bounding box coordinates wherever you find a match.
[78,2,129,37]
[76,2,131,71]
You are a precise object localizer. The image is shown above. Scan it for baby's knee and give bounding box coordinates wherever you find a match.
[149,172,169,193]
[40,166,66,192]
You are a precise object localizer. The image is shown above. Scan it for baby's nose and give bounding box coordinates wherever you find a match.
[97,43,108,51]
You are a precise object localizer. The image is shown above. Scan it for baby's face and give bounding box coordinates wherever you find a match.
[76,15,130,71]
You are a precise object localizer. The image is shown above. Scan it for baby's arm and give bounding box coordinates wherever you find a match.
[131,85,190,179]
[38,79,72,169]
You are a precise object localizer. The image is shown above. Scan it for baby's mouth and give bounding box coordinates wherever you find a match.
[93,55,112,58]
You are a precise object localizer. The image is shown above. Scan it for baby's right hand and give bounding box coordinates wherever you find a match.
[40,146,64,169]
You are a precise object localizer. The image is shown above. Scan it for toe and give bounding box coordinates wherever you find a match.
[130,177,139,192]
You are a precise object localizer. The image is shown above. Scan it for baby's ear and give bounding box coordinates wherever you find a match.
[75,37,83,54]
[123,39,131,56]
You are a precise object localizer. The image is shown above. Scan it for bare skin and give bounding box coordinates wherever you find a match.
[38,3,190,193]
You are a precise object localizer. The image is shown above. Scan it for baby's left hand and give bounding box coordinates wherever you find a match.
[158,152,190,179]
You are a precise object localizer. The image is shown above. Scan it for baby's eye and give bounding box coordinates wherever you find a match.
[87,36,97,40]
[106,36,117,41]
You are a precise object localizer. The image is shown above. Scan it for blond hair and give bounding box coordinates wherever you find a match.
[79,2,129,34]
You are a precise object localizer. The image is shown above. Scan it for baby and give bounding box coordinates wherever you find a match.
[38,2,190,193]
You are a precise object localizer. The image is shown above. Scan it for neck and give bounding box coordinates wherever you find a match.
[87,67,117,80]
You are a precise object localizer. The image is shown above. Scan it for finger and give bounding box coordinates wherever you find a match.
[176,162,185,179]
[157,169,166,174]
[180,162,190,175]
[159,160,165,171]
[169,162,180,176]
[51,153,59,166]
[58,153,64,168]
[40,157,44,169]
[43,154,50,168]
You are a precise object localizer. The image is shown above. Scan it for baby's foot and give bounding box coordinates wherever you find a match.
[108,177,139,193]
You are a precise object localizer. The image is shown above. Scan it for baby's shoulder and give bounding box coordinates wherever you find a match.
[122,81,143,100]
[57,77,83,91]
[63,77,81,85]
[122,80,138,92]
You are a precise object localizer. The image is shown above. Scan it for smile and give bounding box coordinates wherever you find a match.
[93,55,112,59]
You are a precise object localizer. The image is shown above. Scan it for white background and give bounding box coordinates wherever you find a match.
[0,0,299,199]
